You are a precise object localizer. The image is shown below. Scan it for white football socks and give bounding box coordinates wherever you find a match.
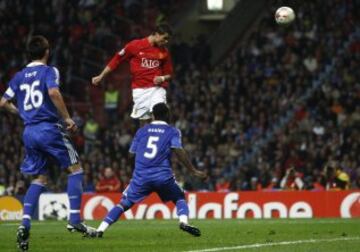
[97,221,109,232]
[179,215,188,225]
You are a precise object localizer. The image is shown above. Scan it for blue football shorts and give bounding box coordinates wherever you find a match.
[21,122,79,175]
[122,176,185,204]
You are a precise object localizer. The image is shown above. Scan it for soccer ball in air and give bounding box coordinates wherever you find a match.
[275,7,295,25]
[43,200,68,220]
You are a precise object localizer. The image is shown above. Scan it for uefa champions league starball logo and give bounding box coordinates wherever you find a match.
[42,200,68,220]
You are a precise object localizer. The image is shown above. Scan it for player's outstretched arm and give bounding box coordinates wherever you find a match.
[92,46,132,86]
[173,148,207,178]
[0,97,18,114]
[48,88,77,132]
[92,66,112,86]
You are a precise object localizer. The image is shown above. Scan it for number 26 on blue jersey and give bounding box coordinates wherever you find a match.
[20,80,43,111]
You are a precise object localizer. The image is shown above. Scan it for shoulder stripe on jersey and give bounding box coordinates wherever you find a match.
[53,67,60,85]
[176,128,182,137]
[118,48,125,56]
[5,87,15,98]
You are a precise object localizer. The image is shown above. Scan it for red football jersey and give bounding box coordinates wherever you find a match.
[107,38,173,89]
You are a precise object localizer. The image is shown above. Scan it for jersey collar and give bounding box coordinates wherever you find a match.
[27,61,45,67]
[151,120,168,125]
[145,37,153,47]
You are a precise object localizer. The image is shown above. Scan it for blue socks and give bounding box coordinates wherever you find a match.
[176,199,189,216]
[104,205,124,225]
[99,198,133,233]
[67,171,84,225]
[21,169,84,229]
[98,203,129,232]
[22,182,46,230]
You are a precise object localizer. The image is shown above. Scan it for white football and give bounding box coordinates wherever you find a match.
[275,6,295,25]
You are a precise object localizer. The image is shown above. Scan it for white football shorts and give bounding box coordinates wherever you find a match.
[130,87,167,120]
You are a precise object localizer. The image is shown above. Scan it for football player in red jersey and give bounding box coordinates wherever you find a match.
[92,24,173,120]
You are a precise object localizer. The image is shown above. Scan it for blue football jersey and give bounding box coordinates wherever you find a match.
[3,62,61,125]
[129,121,183,179]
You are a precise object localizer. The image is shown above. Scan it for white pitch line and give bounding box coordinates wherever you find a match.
[184,237,360,252]
[235,219,357,225]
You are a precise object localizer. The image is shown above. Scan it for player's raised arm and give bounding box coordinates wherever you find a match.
[92,66,112,86]
[173,148,207,178]
[92,43,134,86]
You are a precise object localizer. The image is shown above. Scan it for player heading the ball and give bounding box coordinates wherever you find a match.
[92,24,174,121]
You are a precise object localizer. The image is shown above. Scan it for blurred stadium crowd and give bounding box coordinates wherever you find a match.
[0,0,359,195]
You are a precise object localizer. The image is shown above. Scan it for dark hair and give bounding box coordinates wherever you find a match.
[154,23,173,36]
[152,103,170,122]
[27,35,49,60]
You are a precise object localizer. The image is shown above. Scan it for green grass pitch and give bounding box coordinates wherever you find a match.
[1,219,360,252]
